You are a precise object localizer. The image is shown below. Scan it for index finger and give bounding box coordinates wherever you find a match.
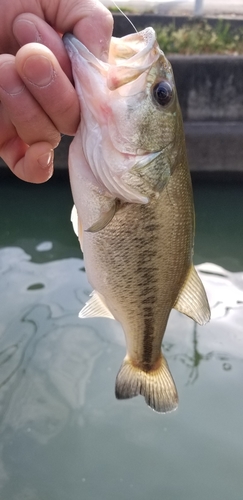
[71,2,113,61]
[13,0,113,62]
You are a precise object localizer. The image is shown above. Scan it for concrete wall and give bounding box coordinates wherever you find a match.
[170,55,243,122]
[169,55,243,172]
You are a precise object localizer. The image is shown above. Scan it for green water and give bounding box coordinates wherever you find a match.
[0,171,243,500]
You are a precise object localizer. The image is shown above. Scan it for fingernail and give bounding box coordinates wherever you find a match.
[38,150,54,169]
[23,56,55,87]
[13,19,42,45]
[0,61,25,95]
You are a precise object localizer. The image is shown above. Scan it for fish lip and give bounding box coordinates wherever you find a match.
[63,33,106,72]
[63,29,160,68]
[63,33,81,53]
[63,33,90,59]
[63,30,162,93]
[63,33,76,53]
[63,27,158,58]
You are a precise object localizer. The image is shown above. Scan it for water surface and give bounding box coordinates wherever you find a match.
[0,172,242,500]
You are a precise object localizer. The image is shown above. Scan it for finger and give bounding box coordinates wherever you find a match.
[0,54,58,182]
[72,5,113,61]
[0,102,54,182]
[15,44,80,136]
[2,137,54,183]
[49,0,113,60]
[13,13,73,80]
[0,55,61,146]
[13,1,113,61]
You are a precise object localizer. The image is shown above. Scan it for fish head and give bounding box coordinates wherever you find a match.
[64,28,183,203]
[106,28,181,155]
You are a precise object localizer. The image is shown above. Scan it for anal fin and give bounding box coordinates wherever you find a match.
[174,265,211,325]
[79,290,114,319]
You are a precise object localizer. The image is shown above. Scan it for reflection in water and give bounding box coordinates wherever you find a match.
[0,247,124,452]
[169,262,243,384]
[197,262,243,319]
[0,300,102,434]
[176,324,213,384]
[0,250,242,421]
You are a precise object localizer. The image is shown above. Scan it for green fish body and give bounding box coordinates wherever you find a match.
[64,28,210,412]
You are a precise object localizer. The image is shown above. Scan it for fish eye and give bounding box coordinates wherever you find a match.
[152,81,173,106]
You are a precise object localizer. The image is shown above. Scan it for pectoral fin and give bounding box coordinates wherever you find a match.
[174,265,211,325]
[85,199,120,233]
[79,290,115,319]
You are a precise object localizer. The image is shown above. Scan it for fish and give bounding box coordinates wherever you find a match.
[63,28,210,413]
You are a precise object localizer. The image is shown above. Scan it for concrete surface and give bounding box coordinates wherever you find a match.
[170,55,243,121]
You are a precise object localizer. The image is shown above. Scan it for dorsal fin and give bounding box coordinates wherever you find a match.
[174,265,211,325]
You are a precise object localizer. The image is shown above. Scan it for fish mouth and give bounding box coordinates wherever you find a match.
[63,28,159,63]
[63,33,106,71]
[109,28,159,63]
[63,29,162,90]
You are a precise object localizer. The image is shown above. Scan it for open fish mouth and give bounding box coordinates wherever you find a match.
[64,28,162,91]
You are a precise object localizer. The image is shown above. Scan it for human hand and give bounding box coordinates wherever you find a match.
[0,0,113,182]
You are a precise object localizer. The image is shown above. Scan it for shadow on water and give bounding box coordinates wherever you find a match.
[0,171,243,500]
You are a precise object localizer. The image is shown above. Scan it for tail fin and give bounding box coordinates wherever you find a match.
[115,354,178,413]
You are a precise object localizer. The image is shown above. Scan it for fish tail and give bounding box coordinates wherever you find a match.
[115,354,178,413]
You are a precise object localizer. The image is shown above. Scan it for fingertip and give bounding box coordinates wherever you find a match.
[73,8,113,60]
[9,142,55,183]
[24,142,54,183]
[13,14,73,79]
[37,149,54,170]
[13,17,42,46]
[15,42,56,71]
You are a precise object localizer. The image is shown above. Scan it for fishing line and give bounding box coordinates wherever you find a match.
[111,0,138,33]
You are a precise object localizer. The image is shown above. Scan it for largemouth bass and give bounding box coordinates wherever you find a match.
[63,28,210,413]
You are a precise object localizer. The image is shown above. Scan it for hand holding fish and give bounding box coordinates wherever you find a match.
[0,0,113,182]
